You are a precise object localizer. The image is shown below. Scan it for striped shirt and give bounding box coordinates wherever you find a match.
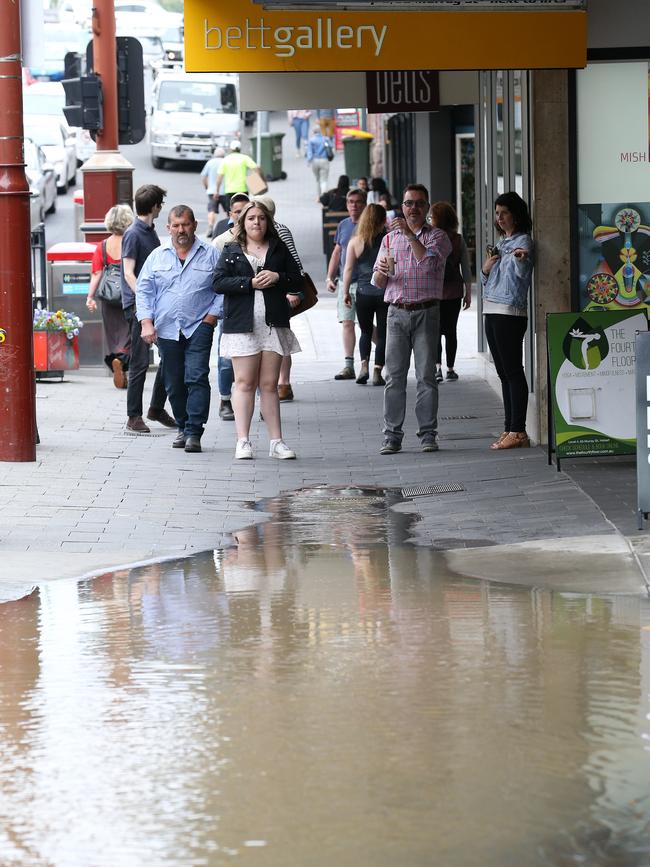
[275,222,303,272]
[375,224,451,304]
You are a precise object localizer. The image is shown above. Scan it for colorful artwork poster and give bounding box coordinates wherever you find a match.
[578,202,650,312]
[547,310,648,458]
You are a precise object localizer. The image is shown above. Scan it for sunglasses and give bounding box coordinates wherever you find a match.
[402,200,427,208]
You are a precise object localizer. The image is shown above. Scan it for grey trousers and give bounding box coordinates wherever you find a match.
[382,303,440,442]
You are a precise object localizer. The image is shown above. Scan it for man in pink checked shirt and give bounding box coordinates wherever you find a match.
[372,184,452,455]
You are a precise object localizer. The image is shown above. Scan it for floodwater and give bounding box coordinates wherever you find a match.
[1,487,650,867]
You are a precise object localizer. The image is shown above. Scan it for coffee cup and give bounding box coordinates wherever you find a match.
[386,255,395,276]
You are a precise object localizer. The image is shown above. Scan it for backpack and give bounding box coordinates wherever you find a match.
[95,240,123,306]
[443,233,464,294]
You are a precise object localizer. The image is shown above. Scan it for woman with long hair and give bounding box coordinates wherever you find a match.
[481,191,534,449]
[86,204,134,388]
[342,203,388,386]
[320,174,350,211]
[428,201,472,382]
[213,202,302,460]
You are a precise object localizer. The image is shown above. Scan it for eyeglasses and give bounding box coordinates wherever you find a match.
[402,200,427,208]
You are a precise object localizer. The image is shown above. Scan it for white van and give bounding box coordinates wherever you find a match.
[149,72,242,169]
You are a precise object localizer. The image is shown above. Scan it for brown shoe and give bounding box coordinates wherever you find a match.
[334,367,355,380]
[490,432,509,449]
[126,416,151,434]
[372,367,385,386]
[147,407,176,428]
[278,384,294,401]
[491,431,530,450]
[112,358,127,389]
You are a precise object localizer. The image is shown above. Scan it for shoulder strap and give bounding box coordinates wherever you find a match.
[101,239,108,267]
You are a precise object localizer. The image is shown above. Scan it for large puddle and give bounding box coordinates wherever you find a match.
[1,487,650,866]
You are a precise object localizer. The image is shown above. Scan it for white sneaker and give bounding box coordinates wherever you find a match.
[235,439,253,460]
[269,439,296,460]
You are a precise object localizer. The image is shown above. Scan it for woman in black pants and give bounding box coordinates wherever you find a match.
[342,203,388,386]
[481,192,534,450]
[429,202,472,382]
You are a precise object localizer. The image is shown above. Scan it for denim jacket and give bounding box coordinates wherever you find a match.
[481,233,534,312]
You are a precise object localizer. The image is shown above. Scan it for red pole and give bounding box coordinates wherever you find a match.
[91,0,118,151]
[0,0,37,461]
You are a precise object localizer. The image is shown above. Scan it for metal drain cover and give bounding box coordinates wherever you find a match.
[440,415,477,420]
[401,482,465,497]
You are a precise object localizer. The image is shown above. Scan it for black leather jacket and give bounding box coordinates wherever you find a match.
[214,239,302,333]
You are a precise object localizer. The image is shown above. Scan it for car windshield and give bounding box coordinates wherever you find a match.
[157,81,237,114]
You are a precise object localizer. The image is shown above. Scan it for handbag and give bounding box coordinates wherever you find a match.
[324,142,334,162]
[95,240,123,306]
[290,272,318,317]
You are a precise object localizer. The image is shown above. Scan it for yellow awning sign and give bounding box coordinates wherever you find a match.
[184,0,587,73]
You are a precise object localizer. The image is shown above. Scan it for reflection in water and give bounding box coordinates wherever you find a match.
[0,488,649,866]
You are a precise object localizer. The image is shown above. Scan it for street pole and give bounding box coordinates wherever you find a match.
[81,0,133,242]
[93,0,119,151]
[0,0,37,461]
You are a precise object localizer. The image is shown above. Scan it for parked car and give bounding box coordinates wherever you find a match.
[23,116,77,192]
[28,25,90,81]
[25,137,57,228]
[22,82,96,166]
[148,72,242,169]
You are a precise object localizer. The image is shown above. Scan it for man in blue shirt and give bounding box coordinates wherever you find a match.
[325,188,366,379]
[306,124,332,199]
[137,205,223,453]
[121,184,175,434]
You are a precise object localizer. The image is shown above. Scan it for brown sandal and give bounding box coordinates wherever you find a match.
[492,431,530,450]
[490,432,508,449]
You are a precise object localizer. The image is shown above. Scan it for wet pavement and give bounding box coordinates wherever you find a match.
[2,112,650,865]
[1,488,650,866]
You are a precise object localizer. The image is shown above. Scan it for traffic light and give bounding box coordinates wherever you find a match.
[86,37,145,146]
[62,74,103,131]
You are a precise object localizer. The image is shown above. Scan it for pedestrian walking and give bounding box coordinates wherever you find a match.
[213,201,302,461]
[85,204,134,388]
[306,124,333,199]
[200,146,226,238]
[121,184,176,434]
[342,203,388,386]
[316,108,335,138]
[287,109,312,155]
[372,184,452,455]
[481,191,534,450]
[215,140,265,211]
[137,206,222,454]
[325,187,367,380]
[428,201,473,383]
[211,193,252,421]
[253,194,304,403]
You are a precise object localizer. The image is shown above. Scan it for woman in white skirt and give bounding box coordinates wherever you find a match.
[213,201,302,460]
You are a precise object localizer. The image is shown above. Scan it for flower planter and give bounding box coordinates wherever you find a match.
[33,331,80,376]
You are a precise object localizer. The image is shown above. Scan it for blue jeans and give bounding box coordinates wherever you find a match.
[157,322,214,437]
[291,117,309,150]
[217,320,233,398]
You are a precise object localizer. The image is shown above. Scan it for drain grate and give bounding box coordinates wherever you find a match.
[401,482,465,498]
[439,415,477,420]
